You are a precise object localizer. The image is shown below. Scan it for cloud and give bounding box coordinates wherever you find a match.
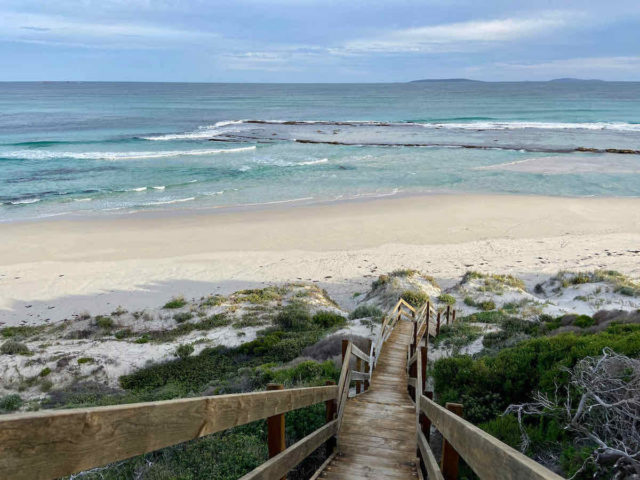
[495,56,640,73]
[219,47,327,71]
[0,12,219,49]
[340,11,573,54]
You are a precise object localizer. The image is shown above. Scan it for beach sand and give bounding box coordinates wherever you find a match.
[2,193,640,326]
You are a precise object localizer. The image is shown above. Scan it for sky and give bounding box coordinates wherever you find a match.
[0,0,639,82]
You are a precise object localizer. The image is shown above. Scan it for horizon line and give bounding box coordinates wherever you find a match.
[1,78,639,84]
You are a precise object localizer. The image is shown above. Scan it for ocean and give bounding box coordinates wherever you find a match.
[1,81,639,222]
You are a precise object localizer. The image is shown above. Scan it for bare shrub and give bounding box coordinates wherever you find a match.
[506,348,640,478]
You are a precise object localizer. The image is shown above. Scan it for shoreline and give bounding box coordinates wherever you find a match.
[2,193,640,326]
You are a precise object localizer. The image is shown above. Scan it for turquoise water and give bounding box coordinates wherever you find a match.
[1,81,639,222]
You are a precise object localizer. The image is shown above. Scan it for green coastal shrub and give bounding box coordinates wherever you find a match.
[275,302,312,331]
[479,300,496,311]
[311,311,346,329]
[401,290,429,308]
[77,357,95,364]
[432,323,483,351]
[350,304,383,320]
[1,325,44,339]
[434,323,640,425]
[39,367,51,377]
[438,294,456,305]
[176,344,195,359]
[163,296,187,309]
[95,316,114,330]
[114,329,132,339]
[0,394,23,412]
[1,340,30,355]
[173,312,194,323]
[573,315,595,328]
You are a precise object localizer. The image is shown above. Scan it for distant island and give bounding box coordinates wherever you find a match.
[409,78,483,83]
[409,77,606,83]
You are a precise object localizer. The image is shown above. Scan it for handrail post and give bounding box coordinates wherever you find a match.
[446,305,451,325]
[267,383,287,480]
[364,340,371,391]
[412,314,418,354]
[452,309,456,324]
[441,402,463,480]
[355,356,362,394]
[421,391,433,445]
[341,339,349,365]
[436,312,441,336]
[420,346,427,393]
[325,380,337,452]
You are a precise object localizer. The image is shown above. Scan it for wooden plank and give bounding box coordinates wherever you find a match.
[240,420,338,480]
[417,430,444,480]
[398,299,416,313]
[407,351,418,367]
[336,370,352,433]
[309,451,337,480]
[337,342,352,406]
[419,395,564,480]
[350,344,370,363]
[351,370,370,382]
[0,385,337,480]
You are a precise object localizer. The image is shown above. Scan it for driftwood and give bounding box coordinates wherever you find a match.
[505,348,640,478]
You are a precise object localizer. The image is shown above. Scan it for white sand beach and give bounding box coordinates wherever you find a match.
[2,193,640,326]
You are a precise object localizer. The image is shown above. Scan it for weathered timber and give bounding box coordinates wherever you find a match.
[0,385,337,480]
[441,403,462,480]
[418,430,444,480]
[239,420,338,480]
[419,395,565,480]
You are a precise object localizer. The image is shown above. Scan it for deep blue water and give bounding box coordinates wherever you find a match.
[1,81,639,222]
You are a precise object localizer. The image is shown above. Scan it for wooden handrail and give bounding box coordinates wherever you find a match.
[350,370,370,382]
[239,420,338,480]
[418,394,564,480]
[350,343,369,363]
[0,385,337,480]
[418,430,444,480]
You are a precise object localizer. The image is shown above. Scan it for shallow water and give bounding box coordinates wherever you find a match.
[1,81,639,222]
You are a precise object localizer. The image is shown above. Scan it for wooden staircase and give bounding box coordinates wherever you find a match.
[319,319,419,479]
[1,298,565,480]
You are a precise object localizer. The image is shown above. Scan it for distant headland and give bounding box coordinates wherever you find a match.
[409,77,606,83]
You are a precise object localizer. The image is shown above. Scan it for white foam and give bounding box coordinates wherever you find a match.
[152,186,165,190]
[11,198,40,205]
[144,197,195,206]
[297,158,329,166]
[73,197,92,202]
[418,121,640,132]
[141,120,246,141]
[4,146,256,161]
[128,187,147,192]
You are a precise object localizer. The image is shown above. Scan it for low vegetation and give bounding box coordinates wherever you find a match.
[163,296,187,309]
[438,293,456,305]
[350,304,383,321]
[551,270,640,296]
[401,289,429,308]
[1,340,31,355]
[433,323,640,478]
[0,394,22,413]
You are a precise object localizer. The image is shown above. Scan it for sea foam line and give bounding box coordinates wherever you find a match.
[2,146,256,161]
[141,120,246,140]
